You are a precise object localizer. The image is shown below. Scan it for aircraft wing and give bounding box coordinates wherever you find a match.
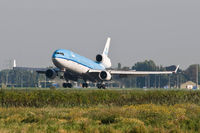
[109,70,175,76]
[110,65,179,76]
[13,67,61,74]
[89,65,179,76]
[13,67,47,72]
[36,68,61,74]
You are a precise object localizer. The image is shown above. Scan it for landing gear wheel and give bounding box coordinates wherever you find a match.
[82,83,88,88]
[97,84,106,89]
[67,83,72,88]
[63,83,73,88]
[97,84,101,89]
[102,85,106,89]
[63,83,67,88]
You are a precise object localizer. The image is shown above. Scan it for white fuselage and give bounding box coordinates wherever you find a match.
[53,58,89,74]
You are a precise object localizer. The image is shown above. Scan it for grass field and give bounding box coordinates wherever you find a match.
[1,104,200,133]
[0,89,200,132]
[1,89,200,107]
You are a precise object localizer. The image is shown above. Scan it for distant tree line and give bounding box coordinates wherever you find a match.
[115,60,200,88]
[0,60,199,88]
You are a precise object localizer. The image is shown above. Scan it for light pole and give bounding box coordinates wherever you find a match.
[168,75,171,89]
[196,64,199,89]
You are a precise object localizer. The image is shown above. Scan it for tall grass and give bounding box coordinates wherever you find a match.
[1,89,200,132]
[0,104,200,132]
[0,89,200,107]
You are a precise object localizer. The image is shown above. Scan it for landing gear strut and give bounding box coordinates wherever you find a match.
[63,83,72,88]
[97,83,106,89]
[82,83,88,88]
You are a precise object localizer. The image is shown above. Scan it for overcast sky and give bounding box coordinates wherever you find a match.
[0,0,200,70]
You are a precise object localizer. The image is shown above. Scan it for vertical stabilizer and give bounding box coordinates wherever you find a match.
[103,37,111,56]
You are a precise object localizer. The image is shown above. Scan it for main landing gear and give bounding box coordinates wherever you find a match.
[82,83,88,88]
[63,83,73,88]
[97,83,106,89]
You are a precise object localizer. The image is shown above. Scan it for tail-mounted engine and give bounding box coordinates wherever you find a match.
[45,69,57,79]
[96,54,111,68]
[99,71,112,81]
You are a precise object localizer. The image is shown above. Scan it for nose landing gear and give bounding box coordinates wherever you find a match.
[63,83,73,88]
[82,83,88,88]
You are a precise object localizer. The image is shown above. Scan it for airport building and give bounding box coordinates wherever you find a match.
[180,81,199,90]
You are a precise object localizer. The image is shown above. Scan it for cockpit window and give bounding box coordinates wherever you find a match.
[56,52,64,56]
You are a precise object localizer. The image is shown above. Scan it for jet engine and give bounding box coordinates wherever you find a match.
[96,54,111,68]
[45,69,57,79]
[99,71,112,81]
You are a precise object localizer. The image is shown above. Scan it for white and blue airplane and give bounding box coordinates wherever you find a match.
[35,37,179,88]
[14,38,179,88]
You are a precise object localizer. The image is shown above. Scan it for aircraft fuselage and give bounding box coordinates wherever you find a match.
[52,49,105,74]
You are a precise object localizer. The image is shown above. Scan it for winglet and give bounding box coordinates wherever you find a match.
[103,37,111,56]
[174,65,180,73]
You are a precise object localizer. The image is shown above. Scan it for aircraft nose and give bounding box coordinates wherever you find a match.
[52,52,57,58]
[52,57,59,63]
[52,57,62,68]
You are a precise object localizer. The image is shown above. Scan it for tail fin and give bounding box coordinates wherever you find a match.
[103,37,111,56]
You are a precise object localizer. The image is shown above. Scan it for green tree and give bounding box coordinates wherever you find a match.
[183,64,200,84]
[132,60,158,88]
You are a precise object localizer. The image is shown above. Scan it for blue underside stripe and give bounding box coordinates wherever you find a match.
[55,57,103,70]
